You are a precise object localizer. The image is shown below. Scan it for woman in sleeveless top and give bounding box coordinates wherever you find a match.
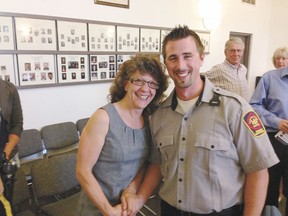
[76,54,169,216]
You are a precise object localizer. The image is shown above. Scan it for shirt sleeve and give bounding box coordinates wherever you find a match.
[250,76,281,130]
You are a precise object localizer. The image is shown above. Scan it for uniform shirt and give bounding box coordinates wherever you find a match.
[0,79,23,137]
[250,67,288,132]
[149,77,279,214]
[204,60,249,101]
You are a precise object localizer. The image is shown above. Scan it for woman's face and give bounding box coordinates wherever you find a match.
[124,71,158,110]
[275,55,288,69]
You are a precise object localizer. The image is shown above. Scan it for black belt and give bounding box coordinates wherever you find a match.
[161,200,243,216]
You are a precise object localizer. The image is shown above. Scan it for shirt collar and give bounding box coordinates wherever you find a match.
[162,76,215,111]
[224,59,243,70]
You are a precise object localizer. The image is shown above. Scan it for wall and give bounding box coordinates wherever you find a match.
[0,0,286,130]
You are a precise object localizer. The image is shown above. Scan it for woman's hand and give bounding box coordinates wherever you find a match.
[121,188,143,216]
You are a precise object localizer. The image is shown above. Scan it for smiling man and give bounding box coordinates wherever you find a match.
[133,25,279,216]
[204,37,249,101]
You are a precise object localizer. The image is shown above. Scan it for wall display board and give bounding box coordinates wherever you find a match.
[0,12,210,88]
[18,54,56,86]
[15,18,57,50]
[140,28,160,52]
[0,16,14,50]
[0,54,16,84]
[116,26,139,52]
[88,24,116,51]
[90,55,116,81]
[57,21,88,51]
[57,55,89,83]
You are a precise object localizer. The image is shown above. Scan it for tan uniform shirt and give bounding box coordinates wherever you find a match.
[150,77,279,214]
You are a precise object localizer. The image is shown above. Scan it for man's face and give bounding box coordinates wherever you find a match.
[225,43,244,66]
[164,36,204,89]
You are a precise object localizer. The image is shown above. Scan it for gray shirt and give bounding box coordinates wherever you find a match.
[150,77,278,214]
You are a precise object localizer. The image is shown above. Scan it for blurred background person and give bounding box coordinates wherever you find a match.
[204,37,249,101]
[272,47,288,69]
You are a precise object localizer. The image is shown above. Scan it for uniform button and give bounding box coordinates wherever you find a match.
[216,88,220,91]
[179,178,182,182]
[184,117,188,121]
[211,145,215,149]
[178,200,182,203]
[180,158,184,162]
[182,137,185,141]
[159,143,162,146]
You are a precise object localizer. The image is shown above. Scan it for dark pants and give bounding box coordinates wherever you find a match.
[161,200,243,216]
[265,132,288,215]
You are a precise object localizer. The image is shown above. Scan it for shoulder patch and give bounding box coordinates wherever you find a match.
[242,111,266,137]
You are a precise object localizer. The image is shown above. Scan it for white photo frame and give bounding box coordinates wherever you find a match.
[90,55,116,81]
[57,55,89,83]
[140,28,161,52]
[0,54,16,84]
[116,26,139,52]
[18,54,56,86]
[88,24,116,52]
[57,21,88,51]
[0,16,14,50]
[15,18,57,50]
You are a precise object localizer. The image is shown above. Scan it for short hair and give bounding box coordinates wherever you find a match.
[224,37,245,51]
[162,25,205,60]
[272,47,288,67]
[109,54,169,116]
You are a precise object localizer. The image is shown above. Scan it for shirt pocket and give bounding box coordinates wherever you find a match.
[156,136,174,177]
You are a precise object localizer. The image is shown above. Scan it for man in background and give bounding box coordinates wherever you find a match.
[204,37,249,101]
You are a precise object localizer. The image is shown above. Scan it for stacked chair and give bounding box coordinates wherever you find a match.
[41,121,79,158]
[30,152,80,216]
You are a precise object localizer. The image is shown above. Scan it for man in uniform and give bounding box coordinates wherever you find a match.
[124,26,279,216]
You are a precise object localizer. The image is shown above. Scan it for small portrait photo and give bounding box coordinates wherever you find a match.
[61,57,66,64]
[22,73,29,81]
[80,57,85,64]
[43,62,49,70]
[62,65,66,72]
[48,72,53,80]
[71,72,76,80]
[25,63,31,71]
[3,25,9,32]
[62,73,67,80]
[91,64,97,72]
[100,72,106,79]
[91,56,97,63]
[34,62,41,70]
[29,73,36,81]
[71,29,75,35]
[109,56,115,63]
[81,72,85,79]
[91,72,98,80]
[41,72,47,80]
[109,64,115,71]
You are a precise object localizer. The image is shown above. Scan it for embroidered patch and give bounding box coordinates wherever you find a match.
[243,111,266,137]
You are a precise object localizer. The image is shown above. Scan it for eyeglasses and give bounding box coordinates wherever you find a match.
[128,77,159,89]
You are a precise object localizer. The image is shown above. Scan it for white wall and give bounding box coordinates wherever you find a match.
[0,0,286,130]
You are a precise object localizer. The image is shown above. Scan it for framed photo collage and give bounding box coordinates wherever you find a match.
[0,13,210,88]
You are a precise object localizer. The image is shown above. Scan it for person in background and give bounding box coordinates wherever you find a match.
[272,47,288,69]
[127,25,279,216]
[204,37,249,101]
[0,78,23,215]
[271,46,288,204]
[76,54,168,216]
[250,65,288,215]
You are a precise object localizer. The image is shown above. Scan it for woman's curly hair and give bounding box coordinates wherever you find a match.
[108,54,169,116]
